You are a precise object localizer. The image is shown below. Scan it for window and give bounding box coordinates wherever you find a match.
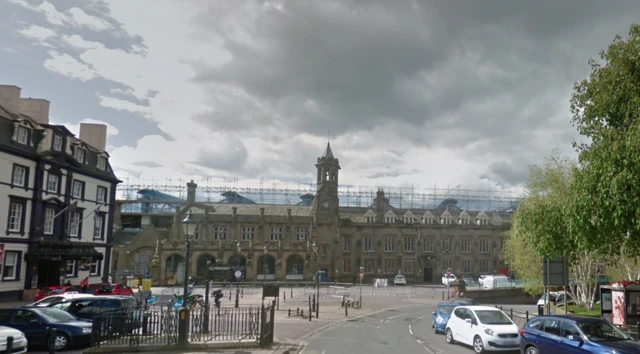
[459,218,470,225]
[53,135,63,151]
[423,217,434,224]
[478,218,489,226]
[403,260,415,274]
[2,251,19,280]
[65,260,76,277]
[365,215,376,223]
[214,226,227,240]
[90,259,101,276]
[71,180,84,199]
[461,238,472,253]
[364,237,375,252]
[343,236,351,252]
[93,214,104,239]
[17,126,29,144]
[479,260,489,273]
[241,226,254,240]
[462,259,472,273]
[404,237,414,252]
[364,259,375,274]
[384,259,395,274]
[69,212,80,237]
[404,215,414,224]
[97,187,107,203]
[46,173,59,193]
[384,237,395,252]
[269,227,282,241]
[7,199,25,233]
[296,227,308,242]
[443,238,451,252]
[11,165,27,187]
[385,215,395,223]
[97,156,107,170]
[322,245,327,257]
[343,259,351,273]
[75,147,85,163]
[441,217,452,225]
[479,238,490,253]
[135,249,153,275]
[44,208,55,234]
[423,238,434,253]
[442,259,452,273]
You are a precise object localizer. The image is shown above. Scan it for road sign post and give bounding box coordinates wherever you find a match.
[234,270,242,308]
[446,268,452,300]
[359,267,364,307]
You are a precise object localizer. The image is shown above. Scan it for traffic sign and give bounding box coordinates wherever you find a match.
[447,268,452,276]
[359,268,364,280]
[147,295,156,305]
[173,299,183,310]
[235,270,242,279]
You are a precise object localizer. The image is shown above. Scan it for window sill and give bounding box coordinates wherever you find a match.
[1,278,20,282]
[65,275,78,278]
[5,230,26,236]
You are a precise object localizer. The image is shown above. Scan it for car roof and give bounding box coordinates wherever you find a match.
[436,302,458,306]
[457,305,501,311]
[453,298,475,301]
[530,314,605,323]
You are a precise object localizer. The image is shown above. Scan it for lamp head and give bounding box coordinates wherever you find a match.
[312,241,318,254]
[181,210,196,236]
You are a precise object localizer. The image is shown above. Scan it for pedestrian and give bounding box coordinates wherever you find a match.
[214,290,223,308]
[64,280,72,286]
[80,276,89,293]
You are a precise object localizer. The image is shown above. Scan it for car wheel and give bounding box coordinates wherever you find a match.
[525,346,539,354]
[53,332,70,351]
[445,328,455,344]
[473,335,485,354]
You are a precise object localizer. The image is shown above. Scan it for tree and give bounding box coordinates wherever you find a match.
[607,256,640,281]
[501,222,544,296]
[569,23,640,256]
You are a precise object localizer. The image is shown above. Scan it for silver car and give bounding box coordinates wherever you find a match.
[0,325,27,354]
[394,274,407,285]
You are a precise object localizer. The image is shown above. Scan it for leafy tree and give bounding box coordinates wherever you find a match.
[502,222,543,296]
[569,23,640,256]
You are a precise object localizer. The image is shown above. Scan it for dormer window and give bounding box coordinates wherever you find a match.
[75,147,86,163]
[17,126,30,145]
[385,216,395,223]
[53,135,63,151]
[477,219,489,226]
[365,216,376,223]
[459,218,470,225]
[440,217,452,225]
[97,156,107,171]
[404,216,414,224]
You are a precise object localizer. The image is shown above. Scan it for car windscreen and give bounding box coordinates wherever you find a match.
[438,304,457,315]
[34,296,62,307]
[35,308,78,323]
[395,275,405,279]
[475,310,513,325]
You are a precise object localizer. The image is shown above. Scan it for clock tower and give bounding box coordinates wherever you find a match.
[314,142,340,224]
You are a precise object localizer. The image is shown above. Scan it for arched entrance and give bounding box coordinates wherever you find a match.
[196,254,216,279]
[228,255,247,281]
[285,254,304,280]
[257,255,276,281]
[165,254,185,284]
[421,256,433,283]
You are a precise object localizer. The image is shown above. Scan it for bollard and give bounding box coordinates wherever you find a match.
[308,295,311,311]
[345,302,348,317]
[229,291,232,301]
[288,309,291,317]
[510,308,513,319]
[284,291,286,302]
[526,311,529,322]
[500,306,503,311]
[48,327,57,354]
[342,296,345,307]
[241,288,244,298]
[297,307,300,315]
[291,288,293,298]
[312,294,316,312]
[6,336,13,354]
[277,295,280,310]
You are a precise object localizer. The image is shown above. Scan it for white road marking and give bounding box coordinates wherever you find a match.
[416,340,434,353]
[388,313,406,319]
[409,325,414,335]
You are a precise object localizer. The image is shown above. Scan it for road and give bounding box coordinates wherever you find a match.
[300,304,521,354]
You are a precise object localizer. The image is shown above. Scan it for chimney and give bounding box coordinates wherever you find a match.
[187,180,197,203]
[79,123,107,151]
[20,98,50,124]
[287,208,292,222]
[376,189,385,222]
[0,85,22,116]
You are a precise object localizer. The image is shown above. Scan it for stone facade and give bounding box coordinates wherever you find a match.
[112,143,512,285]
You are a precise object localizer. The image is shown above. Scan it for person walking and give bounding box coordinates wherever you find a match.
[80,276,89,293]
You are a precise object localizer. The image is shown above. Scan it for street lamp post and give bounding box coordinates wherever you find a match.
[235,241,241,308]
[178,209,196,345]
[312,241,319,318]
[203,259,211,333]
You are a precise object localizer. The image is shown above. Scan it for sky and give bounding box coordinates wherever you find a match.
[1,0,638,194]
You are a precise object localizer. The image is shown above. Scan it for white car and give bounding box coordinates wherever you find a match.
[0,326,27,354]
[393,275,407,285]
[445,305,520,353]
[442,274,457,286]
[31,293,95,307]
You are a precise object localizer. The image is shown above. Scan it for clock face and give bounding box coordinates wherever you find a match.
[322,199,330,208]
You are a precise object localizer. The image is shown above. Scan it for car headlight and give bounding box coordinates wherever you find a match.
[82,328,92,334]
[484,328,494,336]
[436,316,446,324]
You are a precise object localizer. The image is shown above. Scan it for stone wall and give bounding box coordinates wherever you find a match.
[464,288,537,305]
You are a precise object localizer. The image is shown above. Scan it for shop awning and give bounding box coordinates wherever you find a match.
[26,241,104,261]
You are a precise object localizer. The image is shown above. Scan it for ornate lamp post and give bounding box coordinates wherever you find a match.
[312,241,319,318]
[235,241,241,308]
[178,209,196,344]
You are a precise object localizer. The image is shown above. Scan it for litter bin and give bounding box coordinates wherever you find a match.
[537,304,544,316]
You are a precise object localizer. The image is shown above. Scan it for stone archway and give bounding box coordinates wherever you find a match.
[420,256,434,283]
[196,254,216,279]
[285,254,304,280]
[165,254,185,284]
[257,254,276,281]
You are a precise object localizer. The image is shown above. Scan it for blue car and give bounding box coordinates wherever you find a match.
[520,314,640,354]
[431,302,458,334]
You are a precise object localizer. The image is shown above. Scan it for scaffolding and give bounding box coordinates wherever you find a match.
[117,177,522,213]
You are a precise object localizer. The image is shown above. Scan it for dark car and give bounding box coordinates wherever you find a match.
[452,297,479,305]
[520,314,640,354]
[0,307,92,351]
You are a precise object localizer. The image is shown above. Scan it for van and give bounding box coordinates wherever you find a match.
[480,274,509,289]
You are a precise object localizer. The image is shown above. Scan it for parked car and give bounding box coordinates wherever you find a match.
[95,283,134,296]
[393,275,407,286]
[432,302,457,334]
[480,274,509,289]
[442,274,457,286]
[34,286,80,302]
[0,325,28,354]
[520,314,640,353]
[452,297,479,306]
[30,293,94,307]
[461,275,476,285]
[0,307,92,351]
[445,305,519,353]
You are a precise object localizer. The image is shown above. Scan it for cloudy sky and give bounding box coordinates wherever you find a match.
[1,0,638,193]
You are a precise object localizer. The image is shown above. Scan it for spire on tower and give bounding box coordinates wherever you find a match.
[321,142,334,159]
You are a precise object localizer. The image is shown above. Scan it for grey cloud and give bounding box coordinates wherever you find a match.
[134,161,162,168]
[484,160,530,186]
[192,137,249,173]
